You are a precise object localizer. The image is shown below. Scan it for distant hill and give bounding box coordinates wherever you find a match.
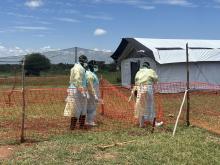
[0,47,113,64]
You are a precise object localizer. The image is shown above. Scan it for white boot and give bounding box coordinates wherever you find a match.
[155,121,163,127]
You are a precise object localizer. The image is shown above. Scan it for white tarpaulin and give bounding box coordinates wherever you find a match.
[115,38,220,90]
[135,38,220,64]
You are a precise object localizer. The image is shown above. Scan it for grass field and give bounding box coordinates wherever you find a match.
[1,126,220,164]
[0,77,220,142]
[0,74,220,164]
[0,70,120,89]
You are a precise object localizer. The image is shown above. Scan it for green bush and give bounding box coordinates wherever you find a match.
[25,53,51,76]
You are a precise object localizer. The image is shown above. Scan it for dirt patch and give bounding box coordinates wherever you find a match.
[94,152,118,160]
[206,136,220,144]
[68,145,83,154]
[192,120,220,135]
[0,146,15,160]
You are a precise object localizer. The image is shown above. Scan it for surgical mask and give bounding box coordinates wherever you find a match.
[94,66,98,72]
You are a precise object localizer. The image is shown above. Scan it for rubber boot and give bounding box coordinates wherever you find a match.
[79,115,86,129]
[70,117,77,130]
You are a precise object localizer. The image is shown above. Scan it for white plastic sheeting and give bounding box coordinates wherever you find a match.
[135,38,220,64]
[157,62,220,84]
[121,59,220,88]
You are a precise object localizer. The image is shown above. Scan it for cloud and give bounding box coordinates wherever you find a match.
[36,21,51,25]
[0,45,6,50]
[85,14,113,20]
[94,28,107,36]
[33,34,45,37]
[90,0,142,5]
[0,28,18,33]
[0,44,29,57]
[153,0,195,7]
[138,5,155,10]
[40,46,58,52]
[0,43,59,57]
[83,0,196,8]
[54,17,80,23]
[6,12,37,19]
[88,0,144,7]
[14,26,49,30]
[93,48,112,52]
[25,0,43,9]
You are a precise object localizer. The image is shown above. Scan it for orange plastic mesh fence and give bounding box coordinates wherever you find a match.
[1,78,220,144]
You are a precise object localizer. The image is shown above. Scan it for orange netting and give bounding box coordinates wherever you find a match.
[0,77,220,144]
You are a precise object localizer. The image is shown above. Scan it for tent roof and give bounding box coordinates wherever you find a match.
[112,38,220,64]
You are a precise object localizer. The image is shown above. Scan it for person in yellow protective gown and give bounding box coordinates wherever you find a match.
[64,55,88,130]
[130,62,163,128]
[85,60,99,126]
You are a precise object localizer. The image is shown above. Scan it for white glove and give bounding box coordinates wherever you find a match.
[95,95,99,102]
[86,92,90,99]
[82,92,86,98]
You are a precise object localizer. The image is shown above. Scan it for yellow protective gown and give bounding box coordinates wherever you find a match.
[64,63,87,118]
[69,63,86,88]
[135,68,158,86]
[132,68,158,122]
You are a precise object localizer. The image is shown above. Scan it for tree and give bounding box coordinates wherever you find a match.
[24,53,51,76]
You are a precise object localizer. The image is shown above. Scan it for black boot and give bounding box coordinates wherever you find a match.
[79,115,86,129]
[70,117,77,130]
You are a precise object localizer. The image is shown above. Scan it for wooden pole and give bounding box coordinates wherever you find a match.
[173,89,188,136]
[20,57,26,143]
[186,43,190,126]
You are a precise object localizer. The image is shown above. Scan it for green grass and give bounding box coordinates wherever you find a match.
[0,70,120,89]
[2,126,220,164]
[97,70,121,85]
[0,72,14,77]
[1,72,220,164]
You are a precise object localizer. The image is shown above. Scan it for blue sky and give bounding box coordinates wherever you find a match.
[0,0,220,56]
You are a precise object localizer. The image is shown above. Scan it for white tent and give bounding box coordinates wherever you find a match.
[111,38,220,89]
[0,47,113,64]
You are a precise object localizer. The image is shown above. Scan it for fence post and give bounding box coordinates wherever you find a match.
[186,43,190,126]
[20,57,26,143]
[100,75,104,115]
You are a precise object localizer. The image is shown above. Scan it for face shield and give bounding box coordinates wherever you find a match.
[83,63,88,68]
[93,65,98,72]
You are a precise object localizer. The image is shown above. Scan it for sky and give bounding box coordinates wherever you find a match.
[0,0,220,57]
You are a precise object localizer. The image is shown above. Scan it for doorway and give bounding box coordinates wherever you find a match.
[130,62,140,85]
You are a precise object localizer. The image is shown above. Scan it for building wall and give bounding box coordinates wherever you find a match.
[157,62,220,84]
[121,58,220,86]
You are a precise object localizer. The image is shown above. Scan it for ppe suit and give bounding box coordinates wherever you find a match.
[86,70,99,126]
[132,67,158,127]
[64,63,88,129]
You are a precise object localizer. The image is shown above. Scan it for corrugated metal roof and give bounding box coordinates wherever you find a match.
[135,38,220,64]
